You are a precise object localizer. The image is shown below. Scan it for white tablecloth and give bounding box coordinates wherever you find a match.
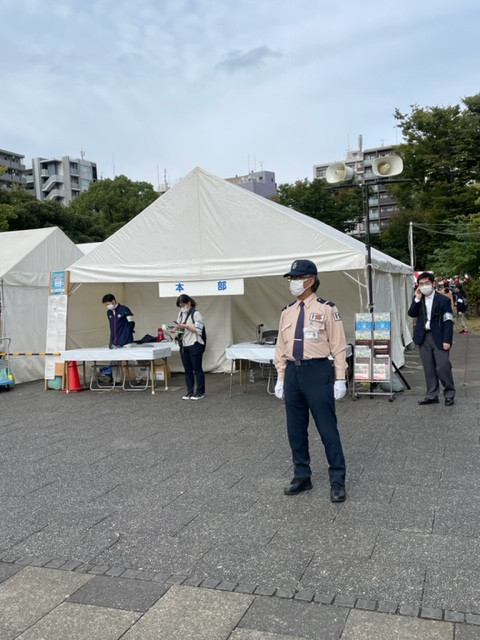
[225,342,276,364]
[60,344,172,361]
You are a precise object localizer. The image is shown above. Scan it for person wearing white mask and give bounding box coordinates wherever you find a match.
[408,272,455,406]
[101,294,135,347]
[174,294,206,400]
[101,293,136,385]
[274,259,348,503]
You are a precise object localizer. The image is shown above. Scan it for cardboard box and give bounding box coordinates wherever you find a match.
[154,364,171,381]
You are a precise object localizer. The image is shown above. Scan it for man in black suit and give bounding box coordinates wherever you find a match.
[408,272,455,406]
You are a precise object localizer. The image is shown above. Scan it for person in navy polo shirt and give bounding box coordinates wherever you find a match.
[101,293,135,347]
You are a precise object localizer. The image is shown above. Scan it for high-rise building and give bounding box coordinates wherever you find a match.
[26,155,97,205]
[314,144,401,234]
[0,149,26,190]
[225,170,277,198]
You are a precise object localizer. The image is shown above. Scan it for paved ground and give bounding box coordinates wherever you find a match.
[0,332,479,639]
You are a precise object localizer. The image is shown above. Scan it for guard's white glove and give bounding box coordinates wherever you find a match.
[334,380,347,400]
[274,381,284,399]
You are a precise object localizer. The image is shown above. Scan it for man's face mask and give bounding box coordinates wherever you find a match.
[419,284,433,296]
[106,303,115,311]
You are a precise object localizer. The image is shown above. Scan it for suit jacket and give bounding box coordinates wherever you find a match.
[408,292,454,349]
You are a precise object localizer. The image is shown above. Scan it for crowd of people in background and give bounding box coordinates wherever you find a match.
[436,276,470,334]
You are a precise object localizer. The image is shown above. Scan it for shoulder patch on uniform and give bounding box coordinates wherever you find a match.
[317,297,335,307]
[333,311,342,321]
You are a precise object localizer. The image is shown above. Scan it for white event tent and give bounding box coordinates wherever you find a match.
[0,227,83,383]
[66,167,413,372]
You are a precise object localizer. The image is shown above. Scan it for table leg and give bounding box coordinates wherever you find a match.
[164,358,168,391]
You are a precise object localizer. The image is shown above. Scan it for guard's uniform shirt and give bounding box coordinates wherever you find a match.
[274,293,347,380]
[107,303,135,346]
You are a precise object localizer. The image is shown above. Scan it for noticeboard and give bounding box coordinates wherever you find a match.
[50,270,70,296]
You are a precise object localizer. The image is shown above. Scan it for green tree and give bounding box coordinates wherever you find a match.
[0,189,76,236]
[388,93,480,268]
[0,203,16,231]
[273,178,363,233]
[68,175,158,241]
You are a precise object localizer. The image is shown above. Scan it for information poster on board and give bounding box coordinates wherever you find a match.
[354,312,391,382]
[44,294,68,380]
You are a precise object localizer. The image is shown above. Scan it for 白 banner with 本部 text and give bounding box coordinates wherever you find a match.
[158,278,244,298]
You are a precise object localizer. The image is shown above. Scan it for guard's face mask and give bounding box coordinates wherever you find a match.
[289,279,310,297]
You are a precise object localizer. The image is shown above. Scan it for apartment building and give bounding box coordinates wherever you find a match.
[26,155,97,206]
[225,170,277,198]
[314,144,401,234]
[0,149,26,190]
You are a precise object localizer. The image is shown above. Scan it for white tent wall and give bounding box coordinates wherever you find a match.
[3,284,50,383]
[0,228,83,384]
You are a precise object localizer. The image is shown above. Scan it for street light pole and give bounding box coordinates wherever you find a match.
[363,182,374,313]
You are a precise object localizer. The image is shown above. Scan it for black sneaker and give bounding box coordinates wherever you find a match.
[191,394,205,400]
[182,394,193,400]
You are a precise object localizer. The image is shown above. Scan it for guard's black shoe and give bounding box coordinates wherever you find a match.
[284,477,312,495]
[418,397,439,405]
[330,483,346,503]
[445,398,455,406]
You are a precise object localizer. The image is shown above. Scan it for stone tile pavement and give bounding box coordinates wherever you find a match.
[0,331,479,638]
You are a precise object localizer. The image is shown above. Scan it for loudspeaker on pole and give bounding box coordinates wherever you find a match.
[325,162,355,184]
[372,155,403,177]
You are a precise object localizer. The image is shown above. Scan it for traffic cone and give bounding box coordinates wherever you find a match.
[62,361,84,393]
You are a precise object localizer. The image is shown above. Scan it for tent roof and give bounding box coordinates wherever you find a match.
[76,242,101,255]
[0,228,53,276]
[0,227,82,286]
[68,167,411,283]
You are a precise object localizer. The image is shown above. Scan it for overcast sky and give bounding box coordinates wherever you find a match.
[2,0,479,187]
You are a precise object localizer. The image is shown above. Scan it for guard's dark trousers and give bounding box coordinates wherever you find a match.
[284,358,346,485]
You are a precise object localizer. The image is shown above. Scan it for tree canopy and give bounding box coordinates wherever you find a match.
[376,93,480,270]
[67,175,158,242]
[0,175,159,242]
[273,177,363,234]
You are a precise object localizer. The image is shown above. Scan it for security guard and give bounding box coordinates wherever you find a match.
[274,259,348,502]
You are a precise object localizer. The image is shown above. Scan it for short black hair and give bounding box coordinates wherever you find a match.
[417,272,434,283]
[102,293,116,303]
